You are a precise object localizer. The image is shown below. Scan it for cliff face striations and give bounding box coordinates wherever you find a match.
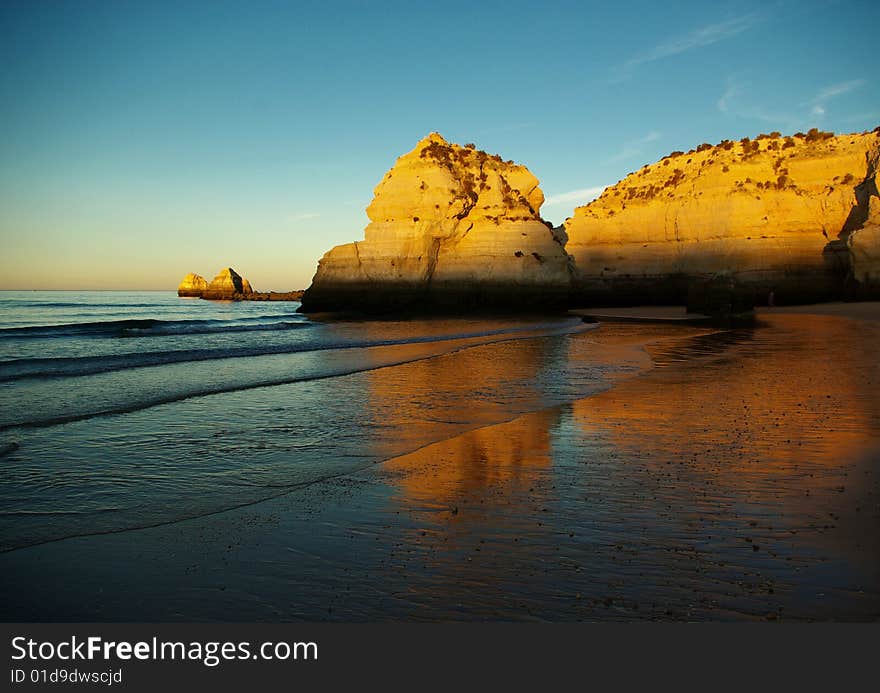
[300,133,572,312]
[845,142,880,292]
[565,129,880,304]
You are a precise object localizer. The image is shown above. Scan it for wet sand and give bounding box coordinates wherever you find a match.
[1,308,878,621]
[759,301,880,322]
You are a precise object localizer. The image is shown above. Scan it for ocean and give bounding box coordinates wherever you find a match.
[2,291,879,621]
[0,291,630,553]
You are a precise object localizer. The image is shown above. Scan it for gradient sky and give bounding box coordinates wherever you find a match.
[1,0,878,290]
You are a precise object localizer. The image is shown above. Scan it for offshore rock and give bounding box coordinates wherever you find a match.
[201,267,254,300]
[177,273,208,297]
[178,268,260,300]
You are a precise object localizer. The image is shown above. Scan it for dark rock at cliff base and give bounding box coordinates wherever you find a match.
[687,275,756,326]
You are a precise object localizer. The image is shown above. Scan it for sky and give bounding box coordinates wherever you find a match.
[1,0,878,291]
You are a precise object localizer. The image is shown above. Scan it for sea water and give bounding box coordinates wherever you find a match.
[0,290,644,552]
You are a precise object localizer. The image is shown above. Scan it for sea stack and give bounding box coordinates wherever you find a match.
[299,133,572,312]
[177,268,256,300]
[565,128,880,304]
[201,267,255,300]
[177,273,208,297]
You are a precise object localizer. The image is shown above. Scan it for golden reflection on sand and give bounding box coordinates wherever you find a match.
[364,313,879,620]
[573,314,880,480]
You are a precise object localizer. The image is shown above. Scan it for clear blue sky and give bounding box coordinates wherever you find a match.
[1,0,877,290]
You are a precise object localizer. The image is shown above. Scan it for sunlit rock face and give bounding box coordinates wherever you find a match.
[200,267,255,299]
[846,142,880,295]
[565,129,880,304]
[300,133,572,312]
[177,272,208,297]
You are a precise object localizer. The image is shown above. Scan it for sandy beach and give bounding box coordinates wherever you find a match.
[1,302,878,621]
[758,301,880,322]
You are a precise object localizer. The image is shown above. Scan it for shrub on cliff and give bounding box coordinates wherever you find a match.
[805,127,834,142]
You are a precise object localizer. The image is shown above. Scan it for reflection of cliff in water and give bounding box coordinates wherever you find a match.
[369,314,879,619]
[573,313,880,571]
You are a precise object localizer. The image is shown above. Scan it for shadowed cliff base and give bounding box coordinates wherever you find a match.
[299,280,572,315]
[570,268,846,307]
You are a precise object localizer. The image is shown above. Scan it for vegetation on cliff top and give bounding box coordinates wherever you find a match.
[582,127,879,212]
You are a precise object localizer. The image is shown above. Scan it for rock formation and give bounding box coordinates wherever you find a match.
[177,272,208,297]
[300,133,572,312]
[565,128,880,304]
[844,143,880,295]
[176,267,260,300]
[199,267,255,299]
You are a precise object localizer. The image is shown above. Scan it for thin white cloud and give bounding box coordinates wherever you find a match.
[808,79,866,105]
[621,13,760,75]
[719,76,868,131]
[717,85,738,113]
[288,212,321,223]
[544,186,608,206]
[607,131,661,163]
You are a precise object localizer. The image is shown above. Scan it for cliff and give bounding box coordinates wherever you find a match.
[177,273,208,297]
[300,133,572,312]
[846,143,880,293]
[565,128,880,304]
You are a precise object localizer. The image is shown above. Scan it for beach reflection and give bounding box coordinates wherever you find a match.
[374,313,880,620]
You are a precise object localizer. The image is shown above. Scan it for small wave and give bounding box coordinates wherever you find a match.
[0,319,585,382]
[119,320,310,338]
[0,316,311,340]
[5,301,173,309]
[0,319,591,432]
[0,507,122,517]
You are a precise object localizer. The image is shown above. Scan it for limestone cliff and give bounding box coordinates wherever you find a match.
[565,128,880,303]
[300,133,572,312]
[177,272,208,297]
[845,143,880,294]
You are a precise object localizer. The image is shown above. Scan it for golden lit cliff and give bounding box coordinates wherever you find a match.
[300,133,572,312]
[565,128,880,303]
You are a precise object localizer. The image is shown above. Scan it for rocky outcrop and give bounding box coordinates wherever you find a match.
[177,267,260,300]
[202,267,252,299]
[565,129,880,304]
[177,273,208,297]
[844,143,880,296]
[300,133,572,312]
